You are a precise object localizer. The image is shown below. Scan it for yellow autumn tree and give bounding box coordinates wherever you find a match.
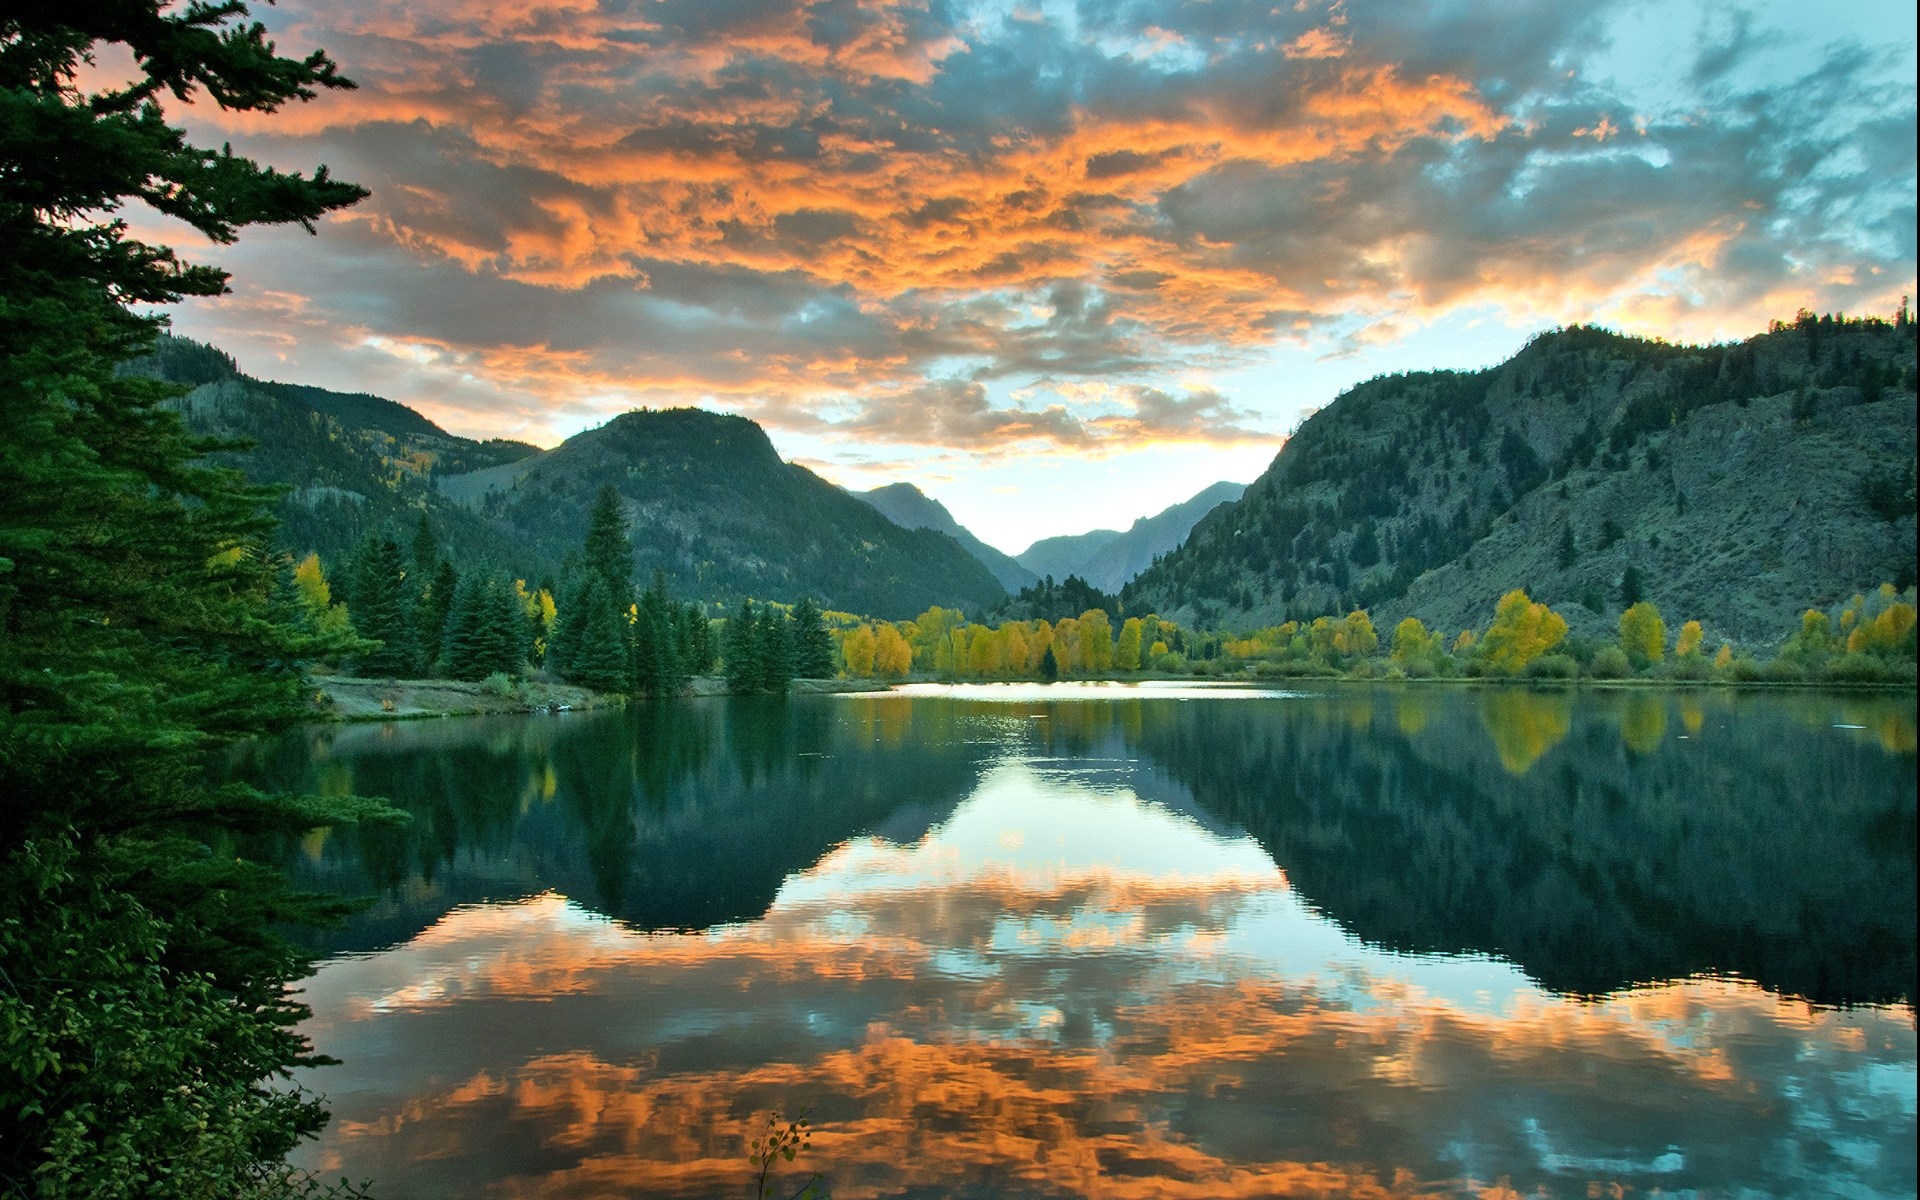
[1002,622,1031,676]
[1116,617,1144,670]
[1618,601,1666,671]
[841,624,877,676]
[1478,590,1569,675]
[1391,617,1432,662]
[1339,609,1379,658]
[1024,620,1054,672]
[873,624,913,677]
[291,551,353,638]
[1078,610,1114,672]
[1675,620,1704,658]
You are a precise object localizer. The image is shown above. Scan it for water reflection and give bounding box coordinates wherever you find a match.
[236,686,1917,1198]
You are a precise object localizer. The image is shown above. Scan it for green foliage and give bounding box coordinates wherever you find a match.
[1038,644,1061,682]
[996,573,1118,623]
[1588,645,1632,678]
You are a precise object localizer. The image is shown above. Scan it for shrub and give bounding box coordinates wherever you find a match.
[1760,658,1808,683]
[1722,655,1764,682]
[1588,646,1631,679]
[1824,652,1892,683]
[1667,654,1712,681]
[484,671,518,697]
[1525,653,1578,679]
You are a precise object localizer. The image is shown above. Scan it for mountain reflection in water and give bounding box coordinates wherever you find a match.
[238,685,1917,1199]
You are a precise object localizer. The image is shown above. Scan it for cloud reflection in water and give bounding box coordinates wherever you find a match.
[295,758,1917,1199]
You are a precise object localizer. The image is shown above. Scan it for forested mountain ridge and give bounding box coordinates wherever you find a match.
[131,335,540,568]
[134,337,1008,616]
[437,408,1009,617]
[1123,316,1918,644]
[855,482,1039,592]
[1018,480,1248,593]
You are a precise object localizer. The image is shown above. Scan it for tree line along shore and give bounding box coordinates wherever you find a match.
[295,482,1916,712]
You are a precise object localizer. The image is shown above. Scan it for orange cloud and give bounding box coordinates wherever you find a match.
[154,0,1915,448]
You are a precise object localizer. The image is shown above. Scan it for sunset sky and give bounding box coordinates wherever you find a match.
[146,0,1916,553]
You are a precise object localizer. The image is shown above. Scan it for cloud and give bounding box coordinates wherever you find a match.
[159,0,1915,449]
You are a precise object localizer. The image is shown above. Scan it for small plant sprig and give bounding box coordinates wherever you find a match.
[749,1108,828,1200]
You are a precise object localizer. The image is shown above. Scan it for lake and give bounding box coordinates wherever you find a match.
[238,683,1918,1199]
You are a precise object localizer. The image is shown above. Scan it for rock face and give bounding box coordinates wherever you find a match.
[1017,480,1248,593]
[1123,319,1917,645]
[855,482,1039,592]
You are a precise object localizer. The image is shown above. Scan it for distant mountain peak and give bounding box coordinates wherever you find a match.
[854,482,1038,593]
[1014,480,1249,593]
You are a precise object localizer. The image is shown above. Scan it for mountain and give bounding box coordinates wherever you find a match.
[855,483,1038,592]
[132,335,541,567]
[438,408,1008,618]
[1017,480,1248,593]
[138,336,1008,618]
[1122,316,1918,644]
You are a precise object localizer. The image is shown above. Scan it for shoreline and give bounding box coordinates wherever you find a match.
[309,669,1915,720]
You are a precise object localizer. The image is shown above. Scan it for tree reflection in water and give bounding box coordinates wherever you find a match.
[233,685,1916,1199]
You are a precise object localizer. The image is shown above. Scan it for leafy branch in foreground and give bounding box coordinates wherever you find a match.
[749,1109,828,1200]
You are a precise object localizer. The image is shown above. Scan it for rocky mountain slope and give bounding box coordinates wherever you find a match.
[1018,480,1248,593]
[855,483,1038,592]
[134,336,539,567]
[1123,316,1917,645]
[438,408,1008,617]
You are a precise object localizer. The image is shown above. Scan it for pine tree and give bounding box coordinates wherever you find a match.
[725,599,763,692]
[1619,563,1645,607]
[633,576,685,695]
[440,576,491,681]
[583,484,634,599]
[790,597,836,678]
[418,557,459,671]
[0,4,375,1191]
[549,575,595,677]
[352,532,417,677]
[567,577,631,694]
[758,608,794,692]
[1039,644,1061,682]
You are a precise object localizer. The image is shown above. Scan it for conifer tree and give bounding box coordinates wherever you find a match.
[725,599,763,692]
[1039,643,1061,682]
[633,575,686,694]
[416,558,458,672]
[440,576,491,681]
[790,597,836,678]
[352,532,417,677]
[680,603,716,675]
[0,3,377,1191]
[549,575,594,678]
[758,608,794,692]
[567,577,630,694]
[583,484,634,599]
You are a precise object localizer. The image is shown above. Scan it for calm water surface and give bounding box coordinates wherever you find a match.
[239,684,1918,1199]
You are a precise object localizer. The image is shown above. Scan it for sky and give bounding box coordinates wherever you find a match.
[130,0,1916,555]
